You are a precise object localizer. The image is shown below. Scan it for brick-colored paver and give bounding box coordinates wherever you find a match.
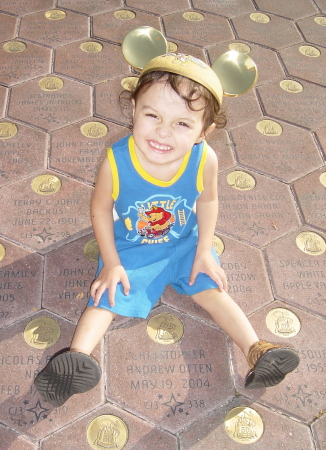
[0,1,325,449]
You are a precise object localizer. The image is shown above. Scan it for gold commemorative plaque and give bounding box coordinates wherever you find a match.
[3,41,26,53]
[24,317,61,349]
[229,42,251,54]
[80,42,103,53]
[227,171,256,191]
[0,243,6,262]
[212,235,225,256]
[114,10,135,20]
[147,313,184,345]
[280,80,303,93]
[256,119,283,136]
[83,238,99,262]
[266,308,301,338]
[319,172,326,187]
[121,76,138,91]
[299,45,320,57]
[0,122,18,139]
[224,406,264,444]
[314,17,326,26]
[183,12,204,21]
[45,10,67,20]
[296,231,326,256]
[31,174,62,196]
[250,13,270,23]
[39,76,64,91]
[167,41,178,52]
[80,122,108,138]
[87,415,129,450]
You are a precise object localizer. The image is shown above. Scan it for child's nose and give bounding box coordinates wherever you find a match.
[156,122,171,138]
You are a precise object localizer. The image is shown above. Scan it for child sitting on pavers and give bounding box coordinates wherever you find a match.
[35,53,299,407]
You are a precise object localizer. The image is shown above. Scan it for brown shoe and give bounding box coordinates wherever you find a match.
[245,340,299,389]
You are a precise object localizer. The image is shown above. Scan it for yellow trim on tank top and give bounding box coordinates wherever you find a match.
[196,140,207,193]
[107,147,119,201]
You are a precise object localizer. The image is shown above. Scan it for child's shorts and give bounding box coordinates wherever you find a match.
[87,235,220,319]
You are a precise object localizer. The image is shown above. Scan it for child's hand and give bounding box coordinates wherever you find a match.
[189,251,228,292]
[90,265,130,308]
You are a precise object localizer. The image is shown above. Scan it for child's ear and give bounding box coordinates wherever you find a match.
[196,123,216,143]
[131,98,135,118]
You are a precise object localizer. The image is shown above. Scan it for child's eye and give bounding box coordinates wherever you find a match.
[177,122,189,127]
[146,113,158,119]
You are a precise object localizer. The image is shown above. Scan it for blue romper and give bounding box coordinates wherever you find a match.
[87,135,220,318]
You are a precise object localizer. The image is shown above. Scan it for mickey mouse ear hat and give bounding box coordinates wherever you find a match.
[122,26,258,106]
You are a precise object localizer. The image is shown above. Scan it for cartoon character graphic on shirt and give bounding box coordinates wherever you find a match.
[137,205,174,238]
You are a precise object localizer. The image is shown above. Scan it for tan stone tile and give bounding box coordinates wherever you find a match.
[0,424,38,450]
[0,13,18,42]
[0,0,55,16]
[255,0,318,19]
[193,0,255,18]
[58,0,122,15]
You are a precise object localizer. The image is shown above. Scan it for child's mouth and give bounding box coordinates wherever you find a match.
[149,140,173,153]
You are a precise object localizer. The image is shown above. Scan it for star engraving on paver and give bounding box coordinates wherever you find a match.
[39,113,60,124]
[26,399,50,422]
[162,393,185,416]
[291,385,313,407]
[248,222,265,236]
[33,227,54,243]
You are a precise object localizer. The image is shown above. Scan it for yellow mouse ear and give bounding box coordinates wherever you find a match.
[122,26,168,70]
[211,50,258,97]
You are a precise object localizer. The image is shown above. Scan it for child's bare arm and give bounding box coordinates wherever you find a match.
[189,146,228,291]
[90,156,130,307]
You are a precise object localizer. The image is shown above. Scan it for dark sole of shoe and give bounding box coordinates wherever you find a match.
[34,352,101,407]
[245,348,300,389]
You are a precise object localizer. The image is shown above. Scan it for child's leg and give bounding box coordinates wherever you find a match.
[191,289,299,389]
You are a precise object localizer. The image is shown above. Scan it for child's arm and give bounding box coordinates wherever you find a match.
[90,155,130,307]
[189,146,228,291]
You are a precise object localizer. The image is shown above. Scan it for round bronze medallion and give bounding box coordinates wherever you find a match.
[224,406,264,444]
[121,77,138,91]
[87,415,129,450]
[296,231,326,256]
[250,13,270,23]
[0,122,18,139]
[229,42,251,54]
[183,12,204,21]
[227,171,256,191]
[147,313,184,345]
[24,317,61,349]
[31,174,62,196]
[3,41,26,53]
[83,238,99,262]
[80,42,103,53]
[256,119,283,136]
[0,243,6,262]
[80,122,108,138]
[167,41,178,52]
[319,172,326,187]
[212,235,225,256]
[39,76,64,91]
[314,17,326,26]
[280,80,303,93]
[266,308,301,338]
[299,45,320,57]
[114,10,135,20]
[45,10,66,20]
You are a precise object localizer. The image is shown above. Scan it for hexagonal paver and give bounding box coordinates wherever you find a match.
[106,306,234,433]
[297,15,326,47]
[223,90,262,130]
[0,121,48,187]
[0,424,37,450]
[192,0,255,18]
[0,238,43,326]
[0,85,8,118]
[126,0,189,15]
[206,128,236,173]
[0,0,55,16]
[265,228,326,318]
[257,78,326,130]
[162,234,273,319]
[0,12,18,42]
[217,168,300,247]
[165,39,206,60]
[255,0,318,19]
[293,168,326,230]
[280,43,326,87]
[9,75,92,131]
[232,13,302,50]
[50,119,128,184]
[231,119,323,182]
[0,171,93,253]
[164,11,233,47]
[19,9,89,48]
[41,402,178,449]
[0,41,52,86]
[0,311,104,439]
[54,40,128,85]
[208,40,285,86]
[58,0,122,15]
[92,9,162,44]
[232,301,326,423]
[179,396,315,449]
[315,0,326,13]
[312,413,326,450]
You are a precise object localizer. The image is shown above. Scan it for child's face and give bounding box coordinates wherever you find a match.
[132,80,214,168]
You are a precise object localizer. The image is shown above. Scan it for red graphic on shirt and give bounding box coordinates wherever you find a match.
[137,205,174,238]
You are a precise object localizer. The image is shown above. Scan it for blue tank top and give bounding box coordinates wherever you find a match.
[108,134,207,251]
